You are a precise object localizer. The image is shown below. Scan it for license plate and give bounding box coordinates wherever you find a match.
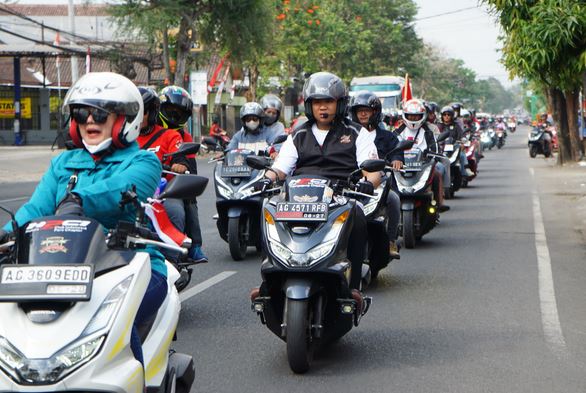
[443,144,454,152]
[221,165,251,177]
[0,265,93,301]
[275,202,328,221]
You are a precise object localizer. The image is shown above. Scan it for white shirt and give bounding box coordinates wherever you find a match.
[273,123,378,176]
[399,127,428,152]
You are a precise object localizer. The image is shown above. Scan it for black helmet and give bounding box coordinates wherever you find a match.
[349,90,382,128]
[303,72,347,122]
[138,87,160,132]
[427,101,438,114]
[450,102,463,117]
[158,85,193,129]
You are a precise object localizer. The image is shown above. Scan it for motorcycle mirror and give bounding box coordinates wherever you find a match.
[163,142,200,159]
[159,175,209,199]
[386,139,414,160]
[272,134,288,145]
[246,155,271,170]
[360,159,386,173]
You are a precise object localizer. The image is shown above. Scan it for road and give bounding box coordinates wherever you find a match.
[1,127,585,392]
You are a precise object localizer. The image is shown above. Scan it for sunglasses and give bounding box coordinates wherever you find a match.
[442,113,453,117]
[71,106,112,125]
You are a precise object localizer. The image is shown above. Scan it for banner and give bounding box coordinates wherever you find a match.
[0,98,32,119]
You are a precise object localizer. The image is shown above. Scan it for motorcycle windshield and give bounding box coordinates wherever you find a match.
[17,216,132,273]
[403,148,424,170]
[222,149,254,177]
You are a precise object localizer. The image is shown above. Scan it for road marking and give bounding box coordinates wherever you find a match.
[179,270,237,303]
[530,168,567,356]
[0,196,29,203]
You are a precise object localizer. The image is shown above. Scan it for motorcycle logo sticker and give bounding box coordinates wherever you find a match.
[233,154,245,166]
[289,178,328,188]
[40,237,69,254]
[26,220,92,233]
[293,195,319,203]
[340,135,352,144]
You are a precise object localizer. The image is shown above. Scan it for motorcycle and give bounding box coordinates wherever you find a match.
[507,120,516,133]
[247,156,385,373]
[393,132,448,249]
[200,135,230,153]
[461,136,478,187]
[480,127,496,151]
[441,138,463,198]
[0,174,207,392]
[528,124,553,158]
[496,127,506,149]
[212,135,288,260]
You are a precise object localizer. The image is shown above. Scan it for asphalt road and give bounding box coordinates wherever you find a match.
[1,127,585,392]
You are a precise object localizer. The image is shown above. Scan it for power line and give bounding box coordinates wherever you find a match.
[415,6,480,21]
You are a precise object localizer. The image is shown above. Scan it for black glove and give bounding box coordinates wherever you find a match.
[55,192,84,216]
[253,178,273,192]
[356,180,374,195]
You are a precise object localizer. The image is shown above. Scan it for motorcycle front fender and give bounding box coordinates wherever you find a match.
[227,206,243,219]
[401,201,415,211]
[284,278,318,300]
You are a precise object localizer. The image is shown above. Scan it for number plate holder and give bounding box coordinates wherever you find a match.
[274,202,328,222]
[0,265,93,302]
[221,165,252,177]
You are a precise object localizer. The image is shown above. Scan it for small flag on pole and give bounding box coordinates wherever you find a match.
[85,47,91,74]
[401,73,412,103]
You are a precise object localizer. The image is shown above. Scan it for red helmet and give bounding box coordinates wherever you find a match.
[402,99,427,130]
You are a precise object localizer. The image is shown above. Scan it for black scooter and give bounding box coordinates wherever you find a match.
[248,156,385,374]
[528,124,553,158]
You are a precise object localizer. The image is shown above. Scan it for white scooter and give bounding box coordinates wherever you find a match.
[0,174,207,392]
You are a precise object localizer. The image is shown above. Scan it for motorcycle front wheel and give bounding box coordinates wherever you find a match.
[228,216,248,260]
[286,298,312,374]
[529,144,538,158]
[403,210,416,249]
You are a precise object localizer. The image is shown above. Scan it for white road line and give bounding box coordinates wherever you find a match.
[179,270,237,303]
[530,168,567,356]
[0,196,29,203]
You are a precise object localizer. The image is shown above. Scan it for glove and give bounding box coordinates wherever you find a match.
[253,178,273,192]
[55,193,84,216]
[356,180,374,195]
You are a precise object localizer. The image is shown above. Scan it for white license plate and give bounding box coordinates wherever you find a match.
[1,265,92,284]
[444,144,454,152]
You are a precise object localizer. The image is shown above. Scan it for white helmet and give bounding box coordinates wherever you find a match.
[64,72,143,149]
[402,99,427,131]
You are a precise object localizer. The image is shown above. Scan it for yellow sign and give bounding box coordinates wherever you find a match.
[0,98,32,119]
[50,96,62,112]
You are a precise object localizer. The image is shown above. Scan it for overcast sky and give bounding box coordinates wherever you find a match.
[414,0,516,86]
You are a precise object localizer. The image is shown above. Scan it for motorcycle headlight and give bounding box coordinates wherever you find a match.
[0,334,105,384]
[396,166,432,193]
[289,240,336,267]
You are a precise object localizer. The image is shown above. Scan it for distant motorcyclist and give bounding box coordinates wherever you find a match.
[260,94,286,136]
[209,115,230,149]
[395,99,450,212]
[349,90,403,259]
[226,102,285,153]
[450,102,465,130]
[438,106,474,178]
[158,85,207,263]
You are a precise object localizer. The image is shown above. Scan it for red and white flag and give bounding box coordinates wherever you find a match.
[208,55,227,93]
[401,73,413,103]
[85,47,91,74]
[53,32,61,68]
[144,201,190,247]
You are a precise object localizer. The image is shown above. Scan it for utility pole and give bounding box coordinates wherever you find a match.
[68,0,79,83]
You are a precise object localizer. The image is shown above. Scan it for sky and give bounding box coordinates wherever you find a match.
[413,0,517,87]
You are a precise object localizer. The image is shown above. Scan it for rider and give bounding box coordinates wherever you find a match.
[450,102,465,129]
[438,106,474,178]
[258,72,380,311]
[158,85,208,263]
[226,102,285,152]
[349,90,403,259]
[395,99,450,212]
[260,94,286,136]
[209,115,229,148]
[0,72,163,365]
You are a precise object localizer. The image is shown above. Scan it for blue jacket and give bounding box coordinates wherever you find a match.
[227,125,284,152]
[3,143,166,276]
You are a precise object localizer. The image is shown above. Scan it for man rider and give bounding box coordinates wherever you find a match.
[395,99,450,212]
[157,85,207,263]
[349,90,403,259]
[438,106,474,178]
[257,72,380,313]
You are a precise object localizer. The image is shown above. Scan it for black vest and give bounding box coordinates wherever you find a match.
[292,119,361,181]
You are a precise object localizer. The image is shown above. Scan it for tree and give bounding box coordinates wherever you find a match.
[110,0,273,89]
[484,0,586,163]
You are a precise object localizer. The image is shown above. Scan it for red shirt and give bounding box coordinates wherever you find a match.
[136,124,183,166]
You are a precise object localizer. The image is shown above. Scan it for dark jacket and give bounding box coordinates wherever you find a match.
[292,118,363,181]
[438,122,464,141]
[373,125,404,163]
